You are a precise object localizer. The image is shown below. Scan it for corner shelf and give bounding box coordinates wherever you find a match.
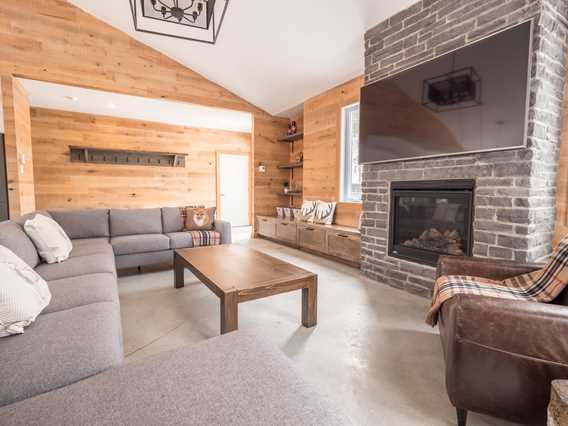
[278,132,304,143]
[277,162,303,170]
[277,192,303,197]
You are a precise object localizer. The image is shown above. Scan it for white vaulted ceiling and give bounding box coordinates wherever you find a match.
[67,0,417,116]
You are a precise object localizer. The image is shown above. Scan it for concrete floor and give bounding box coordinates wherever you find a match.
[119,238,517,426]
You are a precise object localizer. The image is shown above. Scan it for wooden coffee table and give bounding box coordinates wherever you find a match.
[174,245,318,334]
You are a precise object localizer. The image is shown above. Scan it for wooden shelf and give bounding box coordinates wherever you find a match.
[69,146,187,168]
[277,192,303,197]
[277,162,303,170]
[278,132,304,143]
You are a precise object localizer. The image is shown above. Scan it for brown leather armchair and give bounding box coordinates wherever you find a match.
[436,256,568,426]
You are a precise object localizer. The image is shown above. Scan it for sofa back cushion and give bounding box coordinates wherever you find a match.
[49,209,110,239]
[162,207,185,233]
[0,221,40,268]
[110,208,163,236]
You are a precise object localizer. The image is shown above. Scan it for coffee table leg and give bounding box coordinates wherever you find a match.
[220,291,238,334]
[302,276,318,328]
[174,253,185,289]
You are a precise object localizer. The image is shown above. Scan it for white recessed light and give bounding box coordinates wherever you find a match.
[107,103,116,109]
[64,96,79,102]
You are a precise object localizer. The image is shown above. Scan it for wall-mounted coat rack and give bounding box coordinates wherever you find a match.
[69,146,187,168]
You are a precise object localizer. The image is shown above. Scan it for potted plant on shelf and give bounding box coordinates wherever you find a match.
[283,181,290,194]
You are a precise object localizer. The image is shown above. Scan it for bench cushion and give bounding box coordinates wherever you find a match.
[167,232,194,249]
[111,234,170,256]
[35,253,116,281]
[0,302,123,408]
[0,331,348,425]
[49,209,110,239]
[110,208,162,236]
[0,221,39,268]
[44,273,118,314]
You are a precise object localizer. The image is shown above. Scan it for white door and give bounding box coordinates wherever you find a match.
[218,153,249,227]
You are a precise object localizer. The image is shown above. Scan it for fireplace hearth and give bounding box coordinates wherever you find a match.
[389,180,475,266]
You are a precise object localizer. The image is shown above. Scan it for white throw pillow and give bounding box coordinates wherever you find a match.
[300,200,318,223]
[24,214,73,264]
[314,200,337,225]
[0,246,51,337]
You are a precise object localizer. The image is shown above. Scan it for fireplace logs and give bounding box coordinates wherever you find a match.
[402,228,464,255]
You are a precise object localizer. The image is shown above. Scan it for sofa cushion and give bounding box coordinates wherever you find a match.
[162,207,185,233]
[35,252,116,281]
[44,273,118,314]
[167,232,194,249]
[69,238,112,258]
[0,221,39,268]
[0,331,348,424]
[0,302,123,408]
[110,208,162,236]
[49,209,110,239]
[111,234,170,256]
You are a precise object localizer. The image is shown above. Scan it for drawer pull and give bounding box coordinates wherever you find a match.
[261,219,268,222]
[305,227,315,231]
[336,234,350,238]
[280,223,288,226]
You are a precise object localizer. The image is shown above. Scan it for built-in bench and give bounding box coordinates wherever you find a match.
[256,215,361,266]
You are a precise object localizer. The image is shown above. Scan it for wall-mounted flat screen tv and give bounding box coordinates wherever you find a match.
[359,20,533,164]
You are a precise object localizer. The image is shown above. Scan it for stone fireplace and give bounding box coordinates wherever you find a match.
[361,0,568,297]
[389,180,474,266]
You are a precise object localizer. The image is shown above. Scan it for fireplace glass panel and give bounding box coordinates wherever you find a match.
[389,181,474,266]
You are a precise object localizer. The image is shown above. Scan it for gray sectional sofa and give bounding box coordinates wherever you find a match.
[0,207,347,424]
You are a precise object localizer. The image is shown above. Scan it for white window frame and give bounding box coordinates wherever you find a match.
[340,102,362,203]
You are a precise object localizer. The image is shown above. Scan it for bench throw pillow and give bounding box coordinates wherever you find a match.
[185,207,216,231]
[300,200,318,223]
[314,201,337,225]
[24,214,73,264]
[0,246,51,337]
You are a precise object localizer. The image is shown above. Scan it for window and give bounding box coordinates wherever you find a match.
[340,103,361,202]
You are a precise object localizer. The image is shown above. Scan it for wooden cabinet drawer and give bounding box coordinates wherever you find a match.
[298,225,327,253]
[257,217,276,238]
[327,232,361,264]
[276,221,297,244]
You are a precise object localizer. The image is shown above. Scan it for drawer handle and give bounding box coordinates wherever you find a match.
[305,227,315,231]
[337,234,350,238]
[280,223,288,226]
[261,219,268,222]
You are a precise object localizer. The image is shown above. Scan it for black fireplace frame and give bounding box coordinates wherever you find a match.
[388,179,475,266]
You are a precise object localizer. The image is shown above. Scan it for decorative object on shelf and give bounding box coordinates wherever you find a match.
[257,162,266,173]
[283,181,290,194]
[129,0,229,44]
[300,200,318,223]
[295,152,303,163]
[69,146,187,168]
[276,207,284,218]
[287,120,298,136]
[314,201,337,225]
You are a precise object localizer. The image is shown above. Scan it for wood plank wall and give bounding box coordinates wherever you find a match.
[0,0,289,219]
[554,72,568,245]
[30,108,250,210]
[252,115,289,218]
[303,76,364,228]
[0,1,262,114]
[1,76,35,216]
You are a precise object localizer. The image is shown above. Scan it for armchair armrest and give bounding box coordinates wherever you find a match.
[436,255,542,280]
[441,294,568,365]
[213,220,232,245]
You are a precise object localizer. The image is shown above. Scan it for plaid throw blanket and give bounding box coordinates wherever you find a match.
[190,231,221,247]
[426,236,568,326]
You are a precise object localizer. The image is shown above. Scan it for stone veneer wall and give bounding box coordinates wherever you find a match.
[361,0,568,298]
